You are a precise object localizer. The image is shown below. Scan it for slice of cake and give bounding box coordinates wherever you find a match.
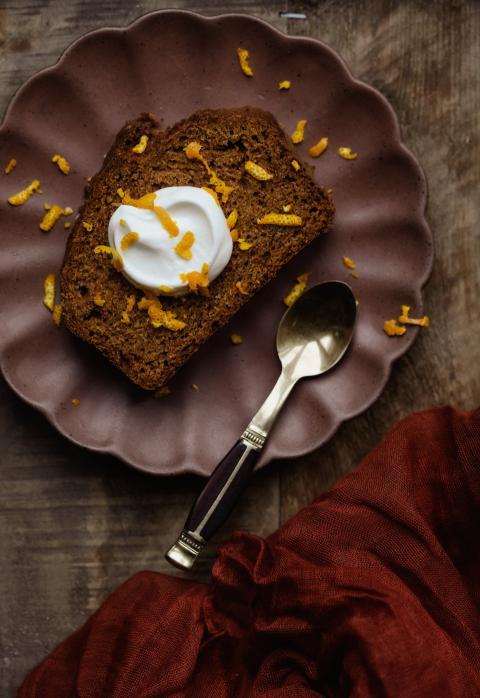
[60,108,334,389]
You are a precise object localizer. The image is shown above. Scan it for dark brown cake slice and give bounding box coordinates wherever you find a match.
[60,108,334,389]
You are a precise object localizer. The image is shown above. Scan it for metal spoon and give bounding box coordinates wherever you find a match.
[166,281,357,570]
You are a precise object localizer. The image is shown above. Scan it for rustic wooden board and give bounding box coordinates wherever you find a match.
[1,0,479,693]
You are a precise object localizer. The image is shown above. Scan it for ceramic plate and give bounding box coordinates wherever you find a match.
[0,11,433,475]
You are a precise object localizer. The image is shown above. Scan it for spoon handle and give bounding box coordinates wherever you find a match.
[165,371,295,570]
[165,432,263,570]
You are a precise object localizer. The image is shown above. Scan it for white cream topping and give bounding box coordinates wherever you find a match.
[108,186,233,296]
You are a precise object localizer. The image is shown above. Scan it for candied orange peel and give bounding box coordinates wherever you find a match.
[278,80,291,90]
[284,273,310,307]
[238,238,254,250]
[291,159,301,172]
[257,213,303,226]
[342,255,356,270]
[149,302,185,331]
[93,294,106,306]
[43,273,55,312]
[245,160,273,181]
[52,154,71,175]
[175,231,195,260]
[202,187,220,206]
[121,231,139,250]
[94,245,124,271]
[191,383,200,392]
[230,228,239,242]
[184,142,234,203]
[83,221,93,232]
[8,179,40,206]
[121,294,136,324]
[71,398,80,407]
[52,304,62,327]
[155,386,171,398]
[338,147,358,160]
[235,280,249,295]
[40,204,72,232]
[282,204,292,212]
[132,135,149,154]
[230,333,243,345]
[158,285,173,294]
[383,319,407,337]
[236,47,253,77]
[291,120,307,144]
[4,158,16,174]
[309,137,328,158]
[226,208,238,230]
[180,262,210,294]
[398,305,430,327]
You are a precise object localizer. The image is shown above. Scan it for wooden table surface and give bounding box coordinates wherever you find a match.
[1,0,479,693]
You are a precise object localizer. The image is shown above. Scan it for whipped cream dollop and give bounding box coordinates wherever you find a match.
[108,186,233,296]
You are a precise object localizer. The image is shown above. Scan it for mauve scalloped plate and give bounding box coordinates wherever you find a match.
[0,11,432,476]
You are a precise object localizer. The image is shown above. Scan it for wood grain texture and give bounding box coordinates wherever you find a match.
[1,0,479,693]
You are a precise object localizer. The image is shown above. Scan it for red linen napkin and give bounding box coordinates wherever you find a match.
[18,406,480,697]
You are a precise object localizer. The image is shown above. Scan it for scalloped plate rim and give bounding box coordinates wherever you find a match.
[0,9,434,476]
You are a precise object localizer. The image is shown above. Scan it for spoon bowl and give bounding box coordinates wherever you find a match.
[277,281,357,379]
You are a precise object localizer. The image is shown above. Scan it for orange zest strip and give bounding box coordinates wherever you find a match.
[236,48,253,76]
[8,179,40,206]
[175,231,195,260]
[94,245,124,271]
[284,273,310,307]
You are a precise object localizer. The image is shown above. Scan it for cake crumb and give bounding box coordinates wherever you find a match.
[52,154,71,175]
[121,231,139,250]
[132,135,149,153]
[4,158,16,174]
[94,245,124,271]
[291,159,301,171]
[284,273,311,307]
[278,80,291,90]
[291,119,307,144]
[244,160,273,181]
[175,231,195,260]
[43,273,55,312]
[236,47,253,76]
[154,386,171,398]
[342,256,356,270]
[398,305,430,327]
[309,137,328,158]
[8,179,40,206]
[338,147,358,160]
[52,303,62,327]
[71,398,80,406]
[238,238,254,250]
[383,319,407,337]
[257,213,302,226]
[230,333,243,345]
